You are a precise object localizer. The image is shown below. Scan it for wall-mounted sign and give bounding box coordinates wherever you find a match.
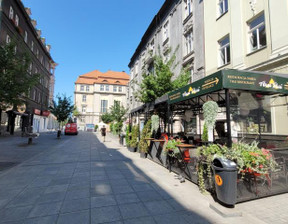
[34,109,41,115]
[42,110,50,117]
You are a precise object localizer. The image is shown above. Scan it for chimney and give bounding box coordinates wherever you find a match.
[36,29,41,37]
[41,37,46,45]
[31,19,37,28]
[46,44,51,52]
[25,8,32,16]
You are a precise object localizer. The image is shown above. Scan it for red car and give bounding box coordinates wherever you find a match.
[65,123,78,135]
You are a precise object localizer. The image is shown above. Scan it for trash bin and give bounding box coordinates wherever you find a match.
[212,157,237,206]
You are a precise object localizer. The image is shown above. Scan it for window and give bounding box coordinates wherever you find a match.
[24,31,28,43]
[163,21,169,42]
[32,89,36,101]
[38,92,41,103]
[184,30,193,55]
[113,86,117,92]
[15,15,19,26]
[100,84,104,91]
[218,36,230,66]
[218,0,228,17]
[118,86,122,92]
[248,14,266,52]
[40,55,43,64]
[86,85,90,91]
[6,35,11,44]
[82,95,87,102]
[80,85,84,91]
[31,41,34,51]
[82,106,86,113]
[36,49,39,58]
[28,63,33,74]
[9,6,14,19]
[101,100,108,113]
[105,85,109,91]
[185,0,192,18]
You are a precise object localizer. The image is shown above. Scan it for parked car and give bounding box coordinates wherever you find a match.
[65,123,78,135]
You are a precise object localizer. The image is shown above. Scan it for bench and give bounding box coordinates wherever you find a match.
[22,127,40,144]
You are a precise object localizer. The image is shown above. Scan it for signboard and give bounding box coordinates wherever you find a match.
[34,109,41,115]
[168,69,288,105]
[42,110,50,117]
[222,70,288,94]
[168,71,223,104]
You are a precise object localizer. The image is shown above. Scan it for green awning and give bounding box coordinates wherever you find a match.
[168,69,288,104]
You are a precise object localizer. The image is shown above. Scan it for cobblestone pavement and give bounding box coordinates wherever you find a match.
[0,131,287,223]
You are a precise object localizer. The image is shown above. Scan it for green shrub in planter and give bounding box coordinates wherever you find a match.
[125,124,131,147]
[138,120,152,153]
[130,125,139,148]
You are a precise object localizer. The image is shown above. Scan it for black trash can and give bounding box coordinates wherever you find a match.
[212,157,237,206]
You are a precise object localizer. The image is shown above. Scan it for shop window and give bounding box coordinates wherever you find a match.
[248,13,266,52]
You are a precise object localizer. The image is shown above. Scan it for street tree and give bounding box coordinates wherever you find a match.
[135,48,190,103]
[0,42,40,134]
[109,102,128,134]
[100,113,113,124]
[50,95,74,137]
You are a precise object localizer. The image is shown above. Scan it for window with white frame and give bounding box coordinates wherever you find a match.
[163,21,169,42]
[184,30,193,55]
[184,0,193,18]
[80,85,84,91]
[9,6,14,19]
[86,85,90,91]
[82,95,87,102]
[248,14,266,52]
[218,36,230,66]
[218,0,228,17]
[24,31,28,43]
[28,63,33,74]
[15,15,19,26]
[6,35,11,44]
[105,85,109,91]
[100,84,104,91]
[113,86,117,92]
[118,86,122,92]
[82,106,87,113]
[101,100,108,113]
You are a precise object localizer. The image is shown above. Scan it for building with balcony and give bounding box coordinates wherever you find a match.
[74,70,129,130]
[0,0,57,133]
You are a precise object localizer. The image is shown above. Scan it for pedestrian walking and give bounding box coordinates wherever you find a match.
[100,125,106,142]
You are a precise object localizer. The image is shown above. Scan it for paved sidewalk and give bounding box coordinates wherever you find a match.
[0,132,287,223]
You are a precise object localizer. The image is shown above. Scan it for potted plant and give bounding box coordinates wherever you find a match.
[138,120,152,158]
[164,139,180,158]
[128,125,139,152]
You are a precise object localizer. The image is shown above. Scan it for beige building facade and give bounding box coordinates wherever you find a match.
[74,70,129,130]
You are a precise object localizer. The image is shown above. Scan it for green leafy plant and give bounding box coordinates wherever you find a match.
[138,120,152,153]
[130,125,139,148]
[203,101,219,129]
[94,125,98,131]
[164,139,181,158]
[110,123,114,133]
[125,124,131,147]
[202,123,208,142]
[197,144,227,193]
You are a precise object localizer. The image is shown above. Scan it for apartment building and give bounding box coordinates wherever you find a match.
[0,0,57,132]
[204,0,288,75]
[74,70,129,130]
[128,0,205,111]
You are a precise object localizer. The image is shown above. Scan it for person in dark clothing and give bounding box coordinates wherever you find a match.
[100,125,106,142]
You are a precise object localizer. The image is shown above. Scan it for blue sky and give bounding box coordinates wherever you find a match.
[22,0,165,101]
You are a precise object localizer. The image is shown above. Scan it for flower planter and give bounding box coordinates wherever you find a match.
[127,146,137,152]
[140,152,147,159]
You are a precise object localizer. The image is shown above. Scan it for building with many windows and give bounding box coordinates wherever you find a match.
[0,0,57,133]
[128,0,205,112]
[74,70,129,130]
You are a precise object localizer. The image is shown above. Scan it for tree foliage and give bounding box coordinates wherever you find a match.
[101,113,114,124]
[135,48,190,103]
[50,95,74,128]
[109,102,128,123]
[0,42,40,110]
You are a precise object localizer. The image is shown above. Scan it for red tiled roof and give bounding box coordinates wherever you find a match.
[75,70,130,85]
